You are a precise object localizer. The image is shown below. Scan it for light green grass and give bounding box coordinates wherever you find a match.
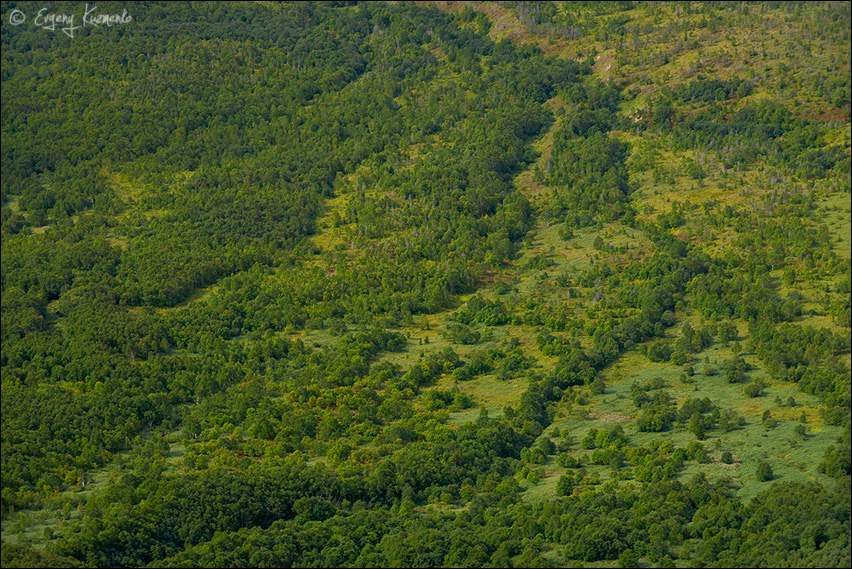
[521,333,844,504]
[822,191,852,259]
[447,374,529,423]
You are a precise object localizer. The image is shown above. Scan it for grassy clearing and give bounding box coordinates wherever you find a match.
[629,147,762,226]
[419,1,583,60]
[514,221,597,277]
[5,195,20,213]
[306,196,354,264]
[0,462,116,548]
[522,332,845,503]
[1,428,189,549]
[678,416,843,504]
[451,374,529,419]
[513,95,567,206]
[145,284,220,315]
[105,170,157,204]
[821,191,852,259]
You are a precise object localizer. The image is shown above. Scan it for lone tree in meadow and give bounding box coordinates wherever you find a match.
[756,461,774,482]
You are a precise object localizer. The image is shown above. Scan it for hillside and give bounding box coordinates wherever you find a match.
[1,1,850,567]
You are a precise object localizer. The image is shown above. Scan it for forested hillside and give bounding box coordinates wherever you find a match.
[1,1,850,567]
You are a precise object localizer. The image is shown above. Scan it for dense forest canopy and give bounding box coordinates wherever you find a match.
[1,1,850,567]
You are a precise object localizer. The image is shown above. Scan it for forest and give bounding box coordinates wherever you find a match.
[1,1,850,567]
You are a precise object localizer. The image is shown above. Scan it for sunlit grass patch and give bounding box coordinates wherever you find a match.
[678,417,843,503]
[104,169,158,203]
[822,191,852,259]
[454,374,529,415]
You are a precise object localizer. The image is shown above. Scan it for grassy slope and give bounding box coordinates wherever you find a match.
[3,1,849,560]
[411,0,851,508]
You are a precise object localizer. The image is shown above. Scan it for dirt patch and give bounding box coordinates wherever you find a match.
[593,51,617,82]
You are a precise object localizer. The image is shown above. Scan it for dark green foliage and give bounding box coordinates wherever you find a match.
[675,77,754,103]
[545,129,633,226]
[618,548,639,568]
[724,355,750,383]
[743,381,764,398]
[451,295,514,326]
[689,413,707,440]
[1,2,850,568]
[719,409,747,433]
[756,461,774,482]
[0,543,86,568]
[647,340,674,363]
[557,453,583,468]
[637,404,676,432]
[443,322,483,345]
[820,427,852,477]
[540,76,634,226]
[1,0,578,515]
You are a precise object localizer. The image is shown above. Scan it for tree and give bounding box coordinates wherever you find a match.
[689,413,707,440]
[557,474,575,496]
[618,548,639,568]
[743,382,763,397]
[756,461,774,482]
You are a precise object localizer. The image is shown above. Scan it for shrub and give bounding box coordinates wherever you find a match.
[756,461,774,481]
[743,382,763,397]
